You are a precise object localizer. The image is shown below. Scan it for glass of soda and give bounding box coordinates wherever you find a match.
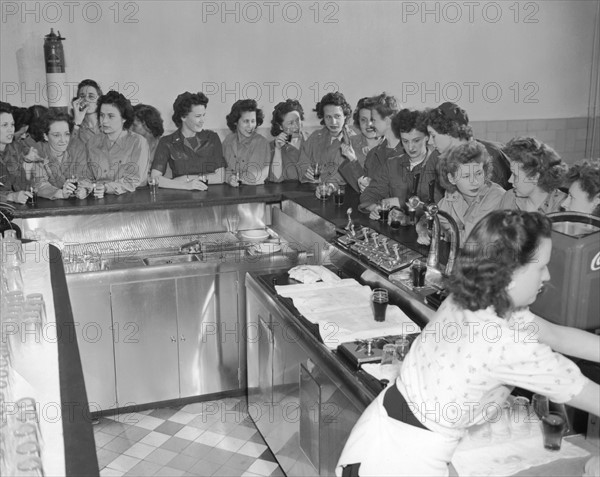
[542,413,566,451]
[371,288,389,322]
[334,184,346,206]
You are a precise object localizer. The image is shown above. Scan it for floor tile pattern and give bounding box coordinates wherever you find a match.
[94,397,285,477]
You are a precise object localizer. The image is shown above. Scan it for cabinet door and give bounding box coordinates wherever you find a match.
[177,272,239,397]
[111,279,179,405]
[66,278,116,412]
[246,285,274,435]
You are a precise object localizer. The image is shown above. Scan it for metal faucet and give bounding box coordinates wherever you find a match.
[423,204,459,276]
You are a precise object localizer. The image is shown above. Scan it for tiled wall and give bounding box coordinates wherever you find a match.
[471,117,590,164]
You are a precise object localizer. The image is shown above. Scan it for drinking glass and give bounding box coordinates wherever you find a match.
[532,394,550,419]
[378,201,390,223]
[312,163,321,182]
[371,288,389,322]
[411,260,427,288]
[542,412,566,451]
[334,184,346,206]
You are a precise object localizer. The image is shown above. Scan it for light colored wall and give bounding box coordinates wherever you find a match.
[0,0,597,162]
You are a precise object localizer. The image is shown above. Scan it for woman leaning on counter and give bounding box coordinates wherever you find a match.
[500,137,567,213]
[417,141,505,246]
[77,91,149,196]
[33,111,88,200]
[150,92,226,190]
[268,99,308,182]
[338,210,600,477]
[223,99,271,186]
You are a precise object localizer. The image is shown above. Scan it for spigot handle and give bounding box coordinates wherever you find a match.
[371,232,379,246]
[391,243,400,260]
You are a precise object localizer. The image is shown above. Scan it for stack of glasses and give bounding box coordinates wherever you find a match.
[1,231,46,476]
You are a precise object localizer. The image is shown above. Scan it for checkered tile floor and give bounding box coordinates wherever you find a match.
[94,397,286,476]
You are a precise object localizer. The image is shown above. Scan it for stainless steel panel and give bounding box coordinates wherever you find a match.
[111,279,180,405]
[177,272,240,397]
[19,203,269,243]
[66,277,117,412]
[143,254,200,266]
[299,363,321,473]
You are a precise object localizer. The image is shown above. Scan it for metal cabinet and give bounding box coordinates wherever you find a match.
[66,276,117,412]
[111,272,241,405]
[176,272,239,397]
[246,279,363,477]
[111,279,180,405]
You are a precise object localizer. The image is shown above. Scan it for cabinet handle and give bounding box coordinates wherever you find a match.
[180,335,186,342]
[170,336,177,342]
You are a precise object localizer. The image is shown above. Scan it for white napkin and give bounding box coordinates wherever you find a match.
[287,265,342,284]
[452,423,590,476]
[275,279,418,349]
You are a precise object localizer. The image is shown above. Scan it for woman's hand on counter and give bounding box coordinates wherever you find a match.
[227,175,240,187]
[7,190,32,204]
[185,176,208,191]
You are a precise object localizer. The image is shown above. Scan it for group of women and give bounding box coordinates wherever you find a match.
[2,81,600,476]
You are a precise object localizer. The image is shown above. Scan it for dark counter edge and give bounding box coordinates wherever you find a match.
[49,244,100,477]
[12,183,318,219]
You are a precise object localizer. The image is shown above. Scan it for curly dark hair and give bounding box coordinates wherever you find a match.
[315,92,352,126]
[97,91,134,129]
[371,92,400,120]
[11,106,30,132]
[26,105,49,142]
[437,141,492,192]
[172,92,209,129]
[503,137,566,193]
[0,102,12,114]
[565,159,600,214]
[391,108,428,138]
[76,79,103,98]
[226,99,264,132]
[133,104,164,138]
[270,99,304,137]
[445,210,552,317]
[352,96,377,128]
[427,102,473,141]
[42,110,74,135]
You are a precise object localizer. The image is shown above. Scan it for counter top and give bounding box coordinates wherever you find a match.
[12,182,318,218]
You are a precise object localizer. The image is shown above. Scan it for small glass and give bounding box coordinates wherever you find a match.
[380,343,396,365]
[378,201,390,223]
[334,184,346,206]
[510,396,532,437]
[70,175,79,198]
[312,163,321,182]
[532,393,549,419]
[542,412,566,451]
[411,260,427,288]
[316,183,331,200]
[371,288,389,322]
[148,176,159,196]
[26,186,38,206]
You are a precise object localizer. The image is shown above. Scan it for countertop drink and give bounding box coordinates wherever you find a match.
[335,185,346,206]
[542,413,566,451]
[371,288,389,322]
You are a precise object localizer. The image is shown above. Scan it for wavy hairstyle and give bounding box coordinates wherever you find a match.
[133,104,164,138]
[352,96,377,128]
[172,92,209,129]
[226,99,264,132]
[42,110,74,135]
[437,141,492,193]
[270,99,304,137]
[315,92,352,126]
[445,210,552,317]
[371,92,400,120]
[427,102,473,141]
[503,137,567,192]
[565,159,600,215]
[26,105,49,142]
[97,91,135,129]
[391,108,428,138]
